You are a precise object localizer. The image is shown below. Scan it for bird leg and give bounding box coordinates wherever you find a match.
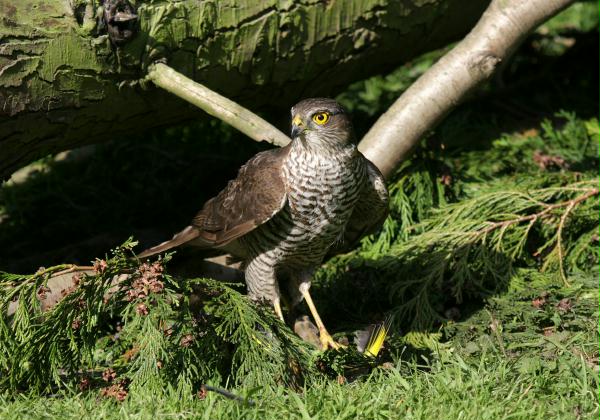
[273,298,285,323]
[246,258,286,323]
[299,286,343,350]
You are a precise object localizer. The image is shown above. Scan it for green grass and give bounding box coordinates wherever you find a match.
[1,365,589,420]
[2,271,593,420]
[0,3,598,419]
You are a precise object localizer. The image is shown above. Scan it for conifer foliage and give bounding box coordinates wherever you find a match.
[1,114,596,395]
[320,114,598,330]
[0,243,319,395]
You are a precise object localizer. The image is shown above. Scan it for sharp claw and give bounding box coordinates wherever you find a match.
[319,329,345,350]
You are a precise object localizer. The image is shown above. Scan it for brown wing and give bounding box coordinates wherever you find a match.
[138,145,290,259]
[329,157,389,255]
[191,144,290,246]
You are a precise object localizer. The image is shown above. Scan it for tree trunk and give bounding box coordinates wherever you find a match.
[0,0,489,179]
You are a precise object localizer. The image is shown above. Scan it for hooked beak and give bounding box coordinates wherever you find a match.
[291,115,304,138]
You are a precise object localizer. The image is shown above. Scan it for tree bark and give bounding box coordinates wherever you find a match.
[147,63,290,147]
[0,0,490,179]
[358,0,577,178]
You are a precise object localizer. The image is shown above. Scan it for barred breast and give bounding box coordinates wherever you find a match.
[282,143,365,263]
[241,141,366,301]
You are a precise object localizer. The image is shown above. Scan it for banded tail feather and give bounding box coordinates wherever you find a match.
[137,226,202,258]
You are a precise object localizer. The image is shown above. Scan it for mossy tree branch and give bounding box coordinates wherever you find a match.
[140,0,577,180]
[0,0,491,179]
[147,63,290,147]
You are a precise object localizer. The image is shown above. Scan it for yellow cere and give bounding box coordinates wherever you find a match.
[312,112,330,125]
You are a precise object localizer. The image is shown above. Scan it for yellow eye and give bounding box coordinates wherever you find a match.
[312,112,330,125]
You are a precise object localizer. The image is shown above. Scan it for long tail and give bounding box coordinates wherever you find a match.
[137,226,202,258]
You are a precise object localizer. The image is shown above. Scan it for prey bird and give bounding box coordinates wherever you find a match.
[139,98,389,349]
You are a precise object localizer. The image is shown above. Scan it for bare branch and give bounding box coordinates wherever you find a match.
[358,0,577,179]
[147,63,291,147]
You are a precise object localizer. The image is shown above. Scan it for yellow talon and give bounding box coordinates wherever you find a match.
[319,329,345,351]
[297,287,344,350]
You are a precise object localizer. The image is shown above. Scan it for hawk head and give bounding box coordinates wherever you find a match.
[290,98,356,147]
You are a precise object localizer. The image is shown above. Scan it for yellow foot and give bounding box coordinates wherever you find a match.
[319,329,345,351]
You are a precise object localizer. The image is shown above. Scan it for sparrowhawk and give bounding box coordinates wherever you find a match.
[139,98,389,349]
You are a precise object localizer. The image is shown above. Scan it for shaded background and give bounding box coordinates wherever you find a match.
[0,3,597,274]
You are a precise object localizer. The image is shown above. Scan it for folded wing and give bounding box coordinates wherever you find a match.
[329,157,389,255]
[138,145,290,258]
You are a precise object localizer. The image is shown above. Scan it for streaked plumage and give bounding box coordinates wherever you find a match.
[139,98,389,349]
